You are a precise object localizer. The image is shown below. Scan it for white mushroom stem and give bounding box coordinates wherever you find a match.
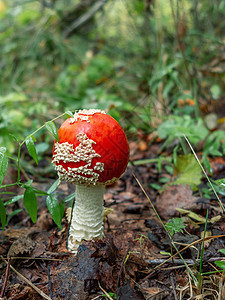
[67,184,105,253]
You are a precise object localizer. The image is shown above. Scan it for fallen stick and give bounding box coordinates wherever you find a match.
[0,255,52,300]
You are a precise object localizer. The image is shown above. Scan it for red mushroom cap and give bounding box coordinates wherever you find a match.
[52,109,129,185]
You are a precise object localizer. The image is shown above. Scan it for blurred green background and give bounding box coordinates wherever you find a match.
[0,0,224,153]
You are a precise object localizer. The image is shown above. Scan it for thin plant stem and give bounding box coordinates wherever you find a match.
[20,112,67,147]
[17,144,21,184]
[0,183,19,189]
[183,135,225,213]
[201,270,224,276]
[0,256,11,298]
[16,111,68,185]
[132,171,198,283]
[198,209,209,291]
[5,155,17,162]
[128,157,171,166]
[143,234,225,283]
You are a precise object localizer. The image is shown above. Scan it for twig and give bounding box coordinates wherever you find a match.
[47,264,53,299]
[39,261,53,299]
[132,171,198,283]
[142,234,225,282]
[0,256,11,298]
[63,0,108,38]
[170,274,178,300]
[117,245,131,289]
[146,257,225,266]
[146,258,197,265]
[98,281,114,300]
[0,256,61,261]
[0,255,51,300]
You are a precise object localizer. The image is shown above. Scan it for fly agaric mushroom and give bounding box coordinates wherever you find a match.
[52,109,129,252]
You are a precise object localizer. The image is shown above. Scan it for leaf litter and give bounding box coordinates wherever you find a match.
[1,140,225,299]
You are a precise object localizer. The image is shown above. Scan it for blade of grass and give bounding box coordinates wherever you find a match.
[144,234,225,280]
[128,157,171,166]
[183,135,225,213]
[132,171,198,283]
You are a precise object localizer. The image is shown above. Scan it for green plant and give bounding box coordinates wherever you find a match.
[157,115,209,152]
[214,249,225,271]
[202,130,225,171]
[200,186,212,199]
[134,172,198,283]
[184,135,225,213]
[56,54,114,98]
[134,233,148,250]
[163,218,186,264]
[199,249,225,276]
[165,218,186,237]
[157,115,225,175]
[172,153,202,189]
[0,111,74,230]
[102,292,117,299]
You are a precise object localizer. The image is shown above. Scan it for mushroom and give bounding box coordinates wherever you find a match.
[52,109,129,252]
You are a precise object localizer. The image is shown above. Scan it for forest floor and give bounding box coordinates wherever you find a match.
[1,138,225,300]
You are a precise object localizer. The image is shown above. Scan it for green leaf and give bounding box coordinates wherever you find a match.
[203,155,212,174]
[218,249,225,255]
[22,180,33,189]
[149,183,161,190]
[165,164,174,175]
[24,187,37,223]
[4,195,23,206]
[215,178,225,187]
[172,145,179,167]
[32,188,49,196]
[159,177,170,183]
[157,157,162,173]
[46,194,62,229]
[64,192,76,203]
[25,136,38,165]
[208,149,222,156]
[59,201,65,219]
[102,292,117,299]
[157,115,208,147]
[0,92,27,104]
[213,179,225,196]
[65,111,74,118]
[160,251,171,256]
[210,84,221,100]
[6,209,23,225]
[47,179,60,194]
[172,154,202,189]
[165,218,186,236]
[0,147,6,154]
[36,142,49,154]
[215,260,225,270]
[0,151,8,186]
[0,198,6,229]
[45,121,59,142]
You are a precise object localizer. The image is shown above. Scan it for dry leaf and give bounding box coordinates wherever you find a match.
[155,184,197,219]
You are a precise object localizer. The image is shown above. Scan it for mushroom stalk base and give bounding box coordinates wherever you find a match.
[67,185,104,253]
